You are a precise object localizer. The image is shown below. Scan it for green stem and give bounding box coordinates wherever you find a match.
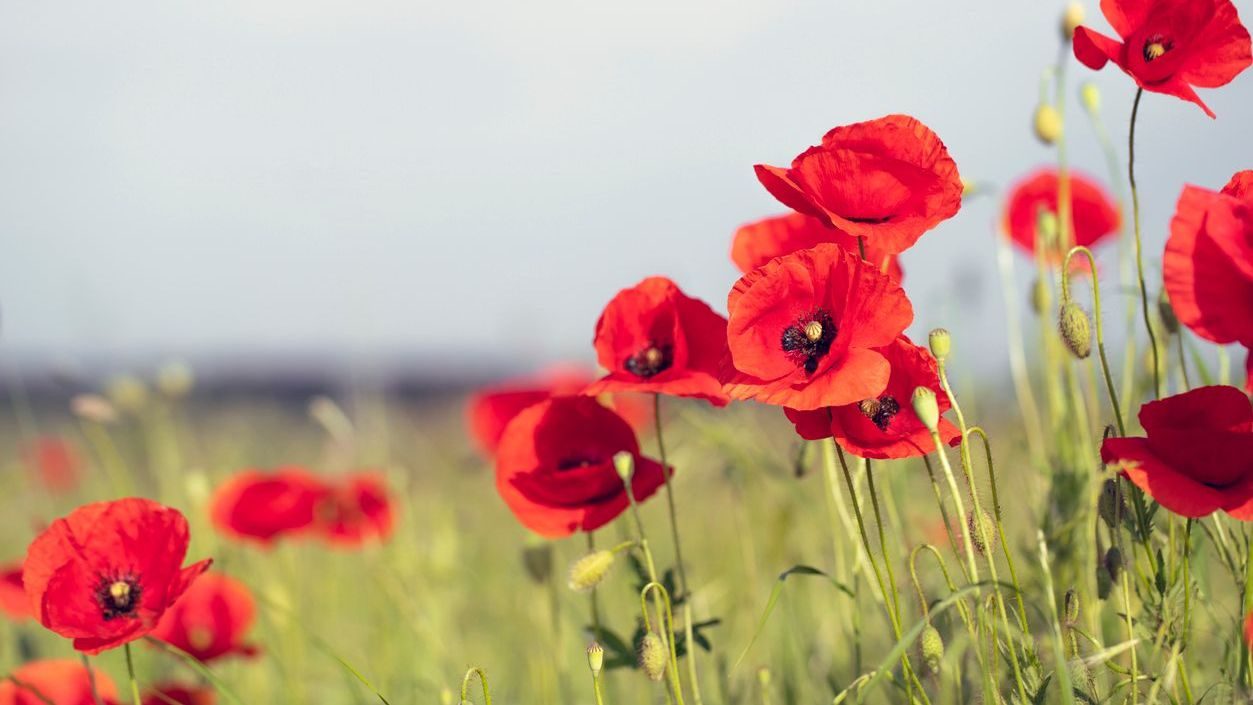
[124,643,142,705]
[80,654,106,705]
[1063,246,1126,435]
[460,667,493,705]
[1127,87,1163,399]
[641,582,687,705]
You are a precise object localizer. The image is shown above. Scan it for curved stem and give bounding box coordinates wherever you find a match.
[966,427,1030,634]
[1062,246,1126,435]
[1127,87,1163,399]
[641,582,687,705]
[460,668,493,705]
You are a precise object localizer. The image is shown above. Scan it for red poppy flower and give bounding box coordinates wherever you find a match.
[1100,385,1253,519]
[1002,168,1121,260]
[1073,0,1251,118]
[586,277,730,406]
[731,212,903,282]
[23,436,82,493]
[142,685,215,705]
[311,472,395,547]
[722,243,913,410]
[22,498,211,654]
[783,337,962,459]
[209,468,325,544]
[495,396,669,538]
[150,572,257,662]
[1245,611,1253,649]
[1163,172,1253,348]
[754,115,963,254]
[1245,347,1252,394]
[1,563,29,620]
[0,659,117,705]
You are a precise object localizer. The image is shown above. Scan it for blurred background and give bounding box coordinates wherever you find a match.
[1,0,1251,389]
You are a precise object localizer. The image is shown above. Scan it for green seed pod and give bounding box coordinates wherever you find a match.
[1098,479,1125,529]
[639,632,667,682]
[587,642,604,676]
[1105,546,1124,583]
[1034,103,1063,145]
[568,550,615,592]
[1063,588,1080,627]
[919,624,944,675]
[911,387,940,433]
[1158,289,1180,335]
[1059,302,1093,359]
[928,328,951,361]
[613,451,635,483]
[968,509,998,556]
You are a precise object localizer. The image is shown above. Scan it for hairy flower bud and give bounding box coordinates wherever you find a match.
[1098,479,1125,529]
[1063,588,1080,627]
[968,509,998,556]
[911,387,940,433]
[587,642,605,676]
[1061,1,1085,40]
[568,550,615,592]
[928,328,951,361]
[1034,103,1063,145]
[1105,546,1124,583]
[1059,303,1092,359]
[919,624,944,675]
[639,632,667,681]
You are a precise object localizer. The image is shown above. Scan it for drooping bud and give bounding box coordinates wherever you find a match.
[928,328,951,362]
[1061,2,1085,40]
[911,387,940,433]
[1158,289,1180,335]
[1034,103,1063,145]
[613,451,635,484]
[968,509,998,556]
[1079,81,1101,115]
[1104,546,1124,583]
[919,624,944,675]
[639,632,667,681]
[1030,278,1048,316]
[1098,479,1125,529]
[521,542,554,584]
[587,642,605,677]
[1096,562,1112,600]
[568,550,616,592]
[1063,588,1080,627]
[1059,303,1092,359]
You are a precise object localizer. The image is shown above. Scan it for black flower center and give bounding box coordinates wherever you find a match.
[94,572,142,621]
[557,455,601,471]
[858,394,900,431]
[781,310,836,375]
[624,343,672,378]
[1142,34,1172,62]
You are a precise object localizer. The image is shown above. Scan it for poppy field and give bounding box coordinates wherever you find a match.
[3,1,1253,704]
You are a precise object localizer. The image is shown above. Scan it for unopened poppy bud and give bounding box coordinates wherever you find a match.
[568,550,615,592]
[639,632,667,681]
[1069,657,1097,697]
[1036,208,1060,249]
[106,375,149,413]
[156,361,195,399]
[1096,562,1113,600]
[587,642,605,676]
[919,624,944,675]
[1158,289,1180,334]
[1034,103,1063,145]
[968,509,998,555]
[1030,278,1048,316]
[928,328,951,361]
[1059,303,1092,359]
[1105,546,1124,582]
[911,387,940,433]
[613,451,635,484]
[1061,1,1085,40]
[1098,479,1124,529]
[521,542,553,584]
[1063,588,1080,627]
[1080,81,1101,115]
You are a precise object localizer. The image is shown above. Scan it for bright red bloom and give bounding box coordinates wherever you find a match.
[722,243,913,410]
[209,468,325,544]
[495,396,669,538]
[1163,171,1253,348]
[731,213,903,283]
[1245,347,1252,394]
[0,659,117,705]
[1,563,29,620]
[1003,169,1121,259]
[23,436,82,493]
[311,472,395,547]
[142,685,215,705]
[150,572,257,663]
[586,277,730,406]
[783,337,962,459]
[1073,0,1251,118]
[754,115,962,254]
[1100,385,1253,519]
[22,498,211,654]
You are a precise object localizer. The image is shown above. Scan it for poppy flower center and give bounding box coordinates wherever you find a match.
[557,454,601,471]
[1143,35,1172,62]
[624,344,672,379]
[94,573,141,621]
[858,394,901,431]
[781,310,836,375]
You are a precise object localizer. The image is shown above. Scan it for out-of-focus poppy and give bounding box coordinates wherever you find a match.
[1002,168,1120,260]
[1073,0,1251,118]
[731,212,903,282]
[209,468,325,545]
[22,498,211,654]
[22,436,82,493]
[0,659,117,705]
[150,572,257,663]
[0,563,29,620]
[495,396,669,538]
[312,473,395,547]
[754,115,962,254]
[722,243,913,410]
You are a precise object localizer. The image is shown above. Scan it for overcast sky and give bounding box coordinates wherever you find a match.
[1,1,1250,378]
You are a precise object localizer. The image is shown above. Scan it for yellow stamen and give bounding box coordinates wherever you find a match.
[643,347,663,366]
[1145,42,1166,60]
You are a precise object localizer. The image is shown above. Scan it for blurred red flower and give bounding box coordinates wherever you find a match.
[1163,171,1253,348]
[754,115,962,254]
[0,659,117,705]
[1101,385,1253,519]
[1245,348,1252,394]
[22,498,211,654]
[783,337,961,459]
[142,685,215,705]
[210,468,325,544]
[150,572,257,663]
[731,212,903,282]
[1,563,29,620]
[1245,611,1253,649]
[495,396,668,537]
[722,244,913,410]
[585,277,730,406]
[312,472,395,547]
[22,436,83,493]
[1073,0,1251,118]
[1003,169,1120,260]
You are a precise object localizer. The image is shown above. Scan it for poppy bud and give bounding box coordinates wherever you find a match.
[1079,81,1101,115]
[1063,588,1080,627]
[928,328,951,361]
[1158,289,1180,335]
[71,393,119,424]
[1059,303,1092,359]
[911,387,940,433]
[639,632,667,681]
[1030,278,1048,316]
[757,667,772,687]
[440,688,454,705]
[1061,1,1085,40]
[961,178,979,199]
[968,509,998,556]
[919,624,944,675]
[1096,562,1112,600]
[1105,546,1124,583]
[587,642,605,676]
[521,542,553,584]
[1033,103,1063,145]
[613,451,635,484]
[568,550,616,592]
[1068,657,1097,698]
[1036,208,1060,250]
[157,361,195,399]
[1098,479,1125,529]
[106,375,149,414]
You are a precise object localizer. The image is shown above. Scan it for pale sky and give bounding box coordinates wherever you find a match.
[1,1,1250,376]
